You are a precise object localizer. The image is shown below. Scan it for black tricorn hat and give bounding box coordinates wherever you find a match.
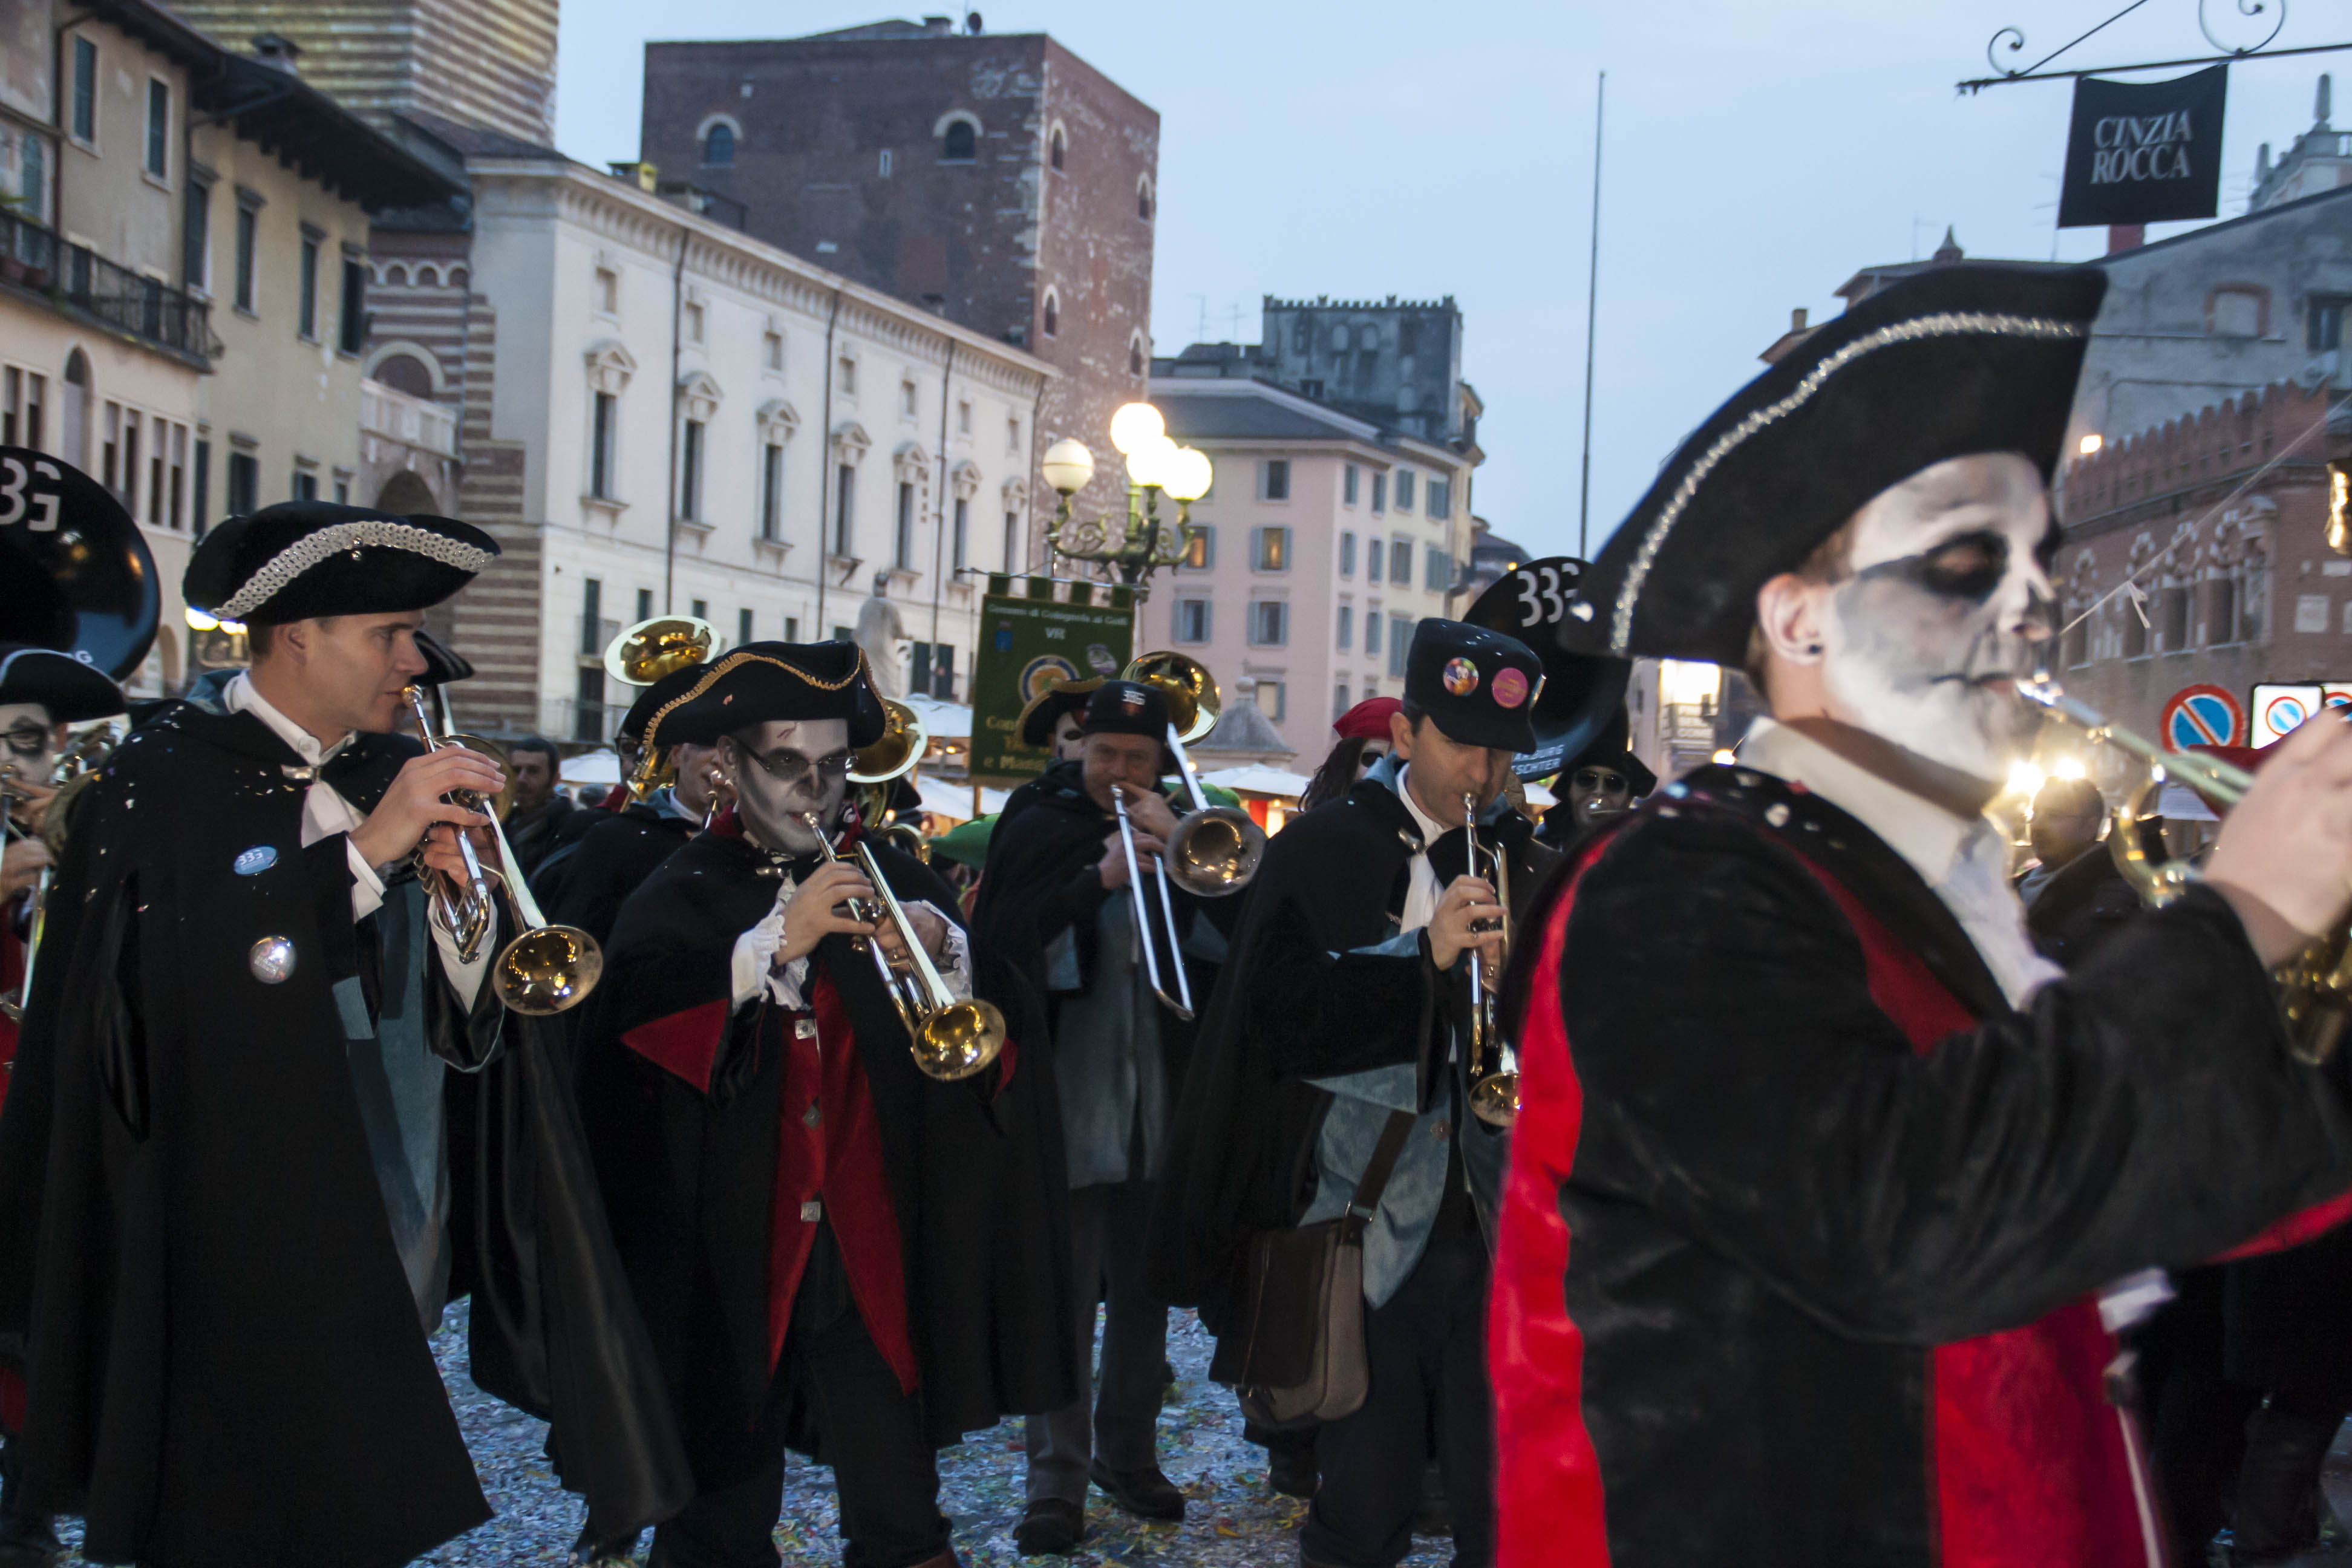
[1403,619,1542,753]
[1016,675,1105,748]
[183,501,498,626]
[644,641,886,748]
[1563,707,1657,799]
[1566,263,2106,665]
[411,627,474,688]
[621,661,713,748]
[0,642,125,723]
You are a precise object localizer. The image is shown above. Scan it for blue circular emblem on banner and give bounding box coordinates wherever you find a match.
[234,845,278,877]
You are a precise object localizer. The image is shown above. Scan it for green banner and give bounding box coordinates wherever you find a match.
[970,586,1133,782]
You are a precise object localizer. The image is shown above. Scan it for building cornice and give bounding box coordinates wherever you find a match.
[468,159,1056,396]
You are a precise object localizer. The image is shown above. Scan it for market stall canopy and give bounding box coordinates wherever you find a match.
[1200,763,1312,799]
[916,775,1008,821]
[561,750,621,786]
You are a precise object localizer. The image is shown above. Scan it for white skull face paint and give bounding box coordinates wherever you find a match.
[720,717,852,855]
[1816,452,2056,785]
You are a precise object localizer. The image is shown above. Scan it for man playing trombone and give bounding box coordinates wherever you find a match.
[975,676,1235,1552]
[0,501,686,1566]
[575,641,1071,1568]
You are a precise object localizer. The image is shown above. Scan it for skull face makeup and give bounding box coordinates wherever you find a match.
[1810,452,2056,785]
[719,717,852,855]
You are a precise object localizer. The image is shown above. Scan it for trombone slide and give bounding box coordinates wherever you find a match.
[1114,788,1194,1021]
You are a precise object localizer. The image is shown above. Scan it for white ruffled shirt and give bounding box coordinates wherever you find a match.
[227,673,488,1008]
[727,848,972,1011]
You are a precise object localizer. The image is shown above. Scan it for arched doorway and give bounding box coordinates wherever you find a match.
[59,348,88,471]
[375,469,437,515]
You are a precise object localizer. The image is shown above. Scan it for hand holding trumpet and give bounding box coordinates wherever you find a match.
[1428,874,1506,973]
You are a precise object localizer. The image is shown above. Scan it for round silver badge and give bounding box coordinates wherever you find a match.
[248,935,296,984]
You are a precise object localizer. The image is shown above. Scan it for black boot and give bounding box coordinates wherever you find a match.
[2229,1401,2345,1564]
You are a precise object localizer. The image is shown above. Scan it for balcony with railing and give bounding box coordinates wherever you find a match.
[0,206,220,362]
[362,377,459,460]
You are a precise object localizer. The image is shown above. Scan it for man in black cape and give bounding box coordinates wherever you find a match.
[576,641,1073,1568]
[0,501,688,1568]
[534,665,722,950]
[1488,263,2352,1567]
[972,679,1228,1552]
[1151,620,1558,1567]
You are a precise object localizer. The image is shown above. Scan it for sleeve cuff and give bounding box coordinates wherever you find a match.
[345,837,387,922]
[912,901,975,1001]
[430,910,491,1010]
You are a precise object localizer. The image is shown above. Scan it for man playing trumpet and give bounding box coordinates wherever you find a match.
[1494,262,2352,1568]
[576,641,1071,1568]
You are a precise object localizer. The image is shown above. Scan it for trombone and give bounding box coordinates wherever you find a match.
[801,811,1005,1081]
[1122,651,1267,898]
[403,685,604,1016]
[1462,793,1520,1129]
[2016,675,2351,1062]
[1112,785,1196,1021]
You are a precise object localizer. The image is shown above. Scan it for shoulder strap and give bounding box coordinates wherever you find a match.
[1343,1108,1420,1226]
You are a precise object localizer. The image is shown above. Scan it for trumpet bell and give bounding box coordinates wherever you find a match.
[1123,650,1220,745]
[1165,806,1266,897]
[604,615,716,687]
[851,699,928,785]
[495,924,605,1016]
[1469,1072,1521,1130]
[910,997,1008,1082]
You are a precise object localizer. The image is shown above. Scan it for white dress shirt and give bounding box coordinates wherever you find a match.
[1739,717,2062,1009]
[226,673,488,1008]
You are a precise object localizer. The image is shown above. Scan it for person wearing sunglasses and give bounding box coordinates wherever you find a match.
[1536,711,1657,852]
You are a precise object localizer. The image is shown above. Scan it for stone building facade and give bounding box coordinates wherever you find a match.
[367,129,1054,742]
[635,20,1157,568]
[168,0,560,146]
[2051,378,2352,786]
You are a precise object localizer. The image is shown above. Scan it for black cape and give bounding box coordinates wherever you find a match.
[0,702,688,1567]
[1149,777,1555,1319]
[575,828,1076,1472]
[533,799,697,950]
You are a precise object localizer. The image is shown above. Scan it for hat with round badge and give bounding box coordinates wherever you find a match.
[183,500,499,626]
[1403,619,1542,754]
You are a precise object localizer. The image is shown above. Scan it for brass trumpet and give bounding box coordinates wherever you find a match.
[2016,676,2351,1062]
[1,724,118,1022]
[403,686,604,1015]
[802,812,1005,1081]
[1463,793,1520,1129]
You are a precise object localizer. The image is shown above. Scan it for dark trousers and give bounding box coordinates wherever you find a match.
[1025,1180,1169,1503]
[2134,1266,2258,1560]
[1302,1232,1492,1568]
[651,1228,950,1568]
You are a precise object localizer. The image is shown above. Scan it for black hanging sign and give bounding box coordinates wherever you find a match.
[2057,65,2227,228]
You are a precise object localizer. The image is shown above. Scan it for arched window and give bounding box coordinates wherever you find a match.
[704,123,735,166]
[1128,334,1145,376]
[1137,177,1154,221]
[1043,290,1059,338]
[942,120,976,162]
[1049,126,1065,171]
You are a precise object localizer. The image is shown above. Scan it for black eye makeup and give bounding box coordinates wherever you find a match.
[1855,529,2012,604]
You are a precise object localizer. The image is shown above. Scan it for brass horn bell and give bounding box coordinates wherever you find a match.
[604,615,716,687]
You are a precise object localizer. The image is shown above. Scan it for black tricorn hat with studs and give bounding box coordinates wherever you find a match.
[1564,262,2107,666]
[642,641,887,749]
[183,501,498,626]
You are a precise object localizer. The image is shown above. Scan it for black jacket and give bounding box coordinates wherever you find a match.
[2022,841,2142,970]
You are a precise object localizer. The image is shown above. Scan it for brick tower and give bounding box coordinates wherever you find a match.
[171,0,560,145]
[638,19,1158,553]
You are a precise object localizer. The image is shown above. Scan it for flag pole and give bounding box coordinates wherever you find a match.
[1578,70,1607,560]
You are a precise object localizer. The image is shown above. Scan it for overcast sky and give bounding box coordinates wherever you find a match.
[553,0,2341,562]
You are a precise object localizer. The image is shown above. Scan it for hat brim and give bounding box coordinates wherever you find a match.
[1571,264,2106,665]
[185,507,499,624]
[0,644,126,723]
[1016,677,1105,748]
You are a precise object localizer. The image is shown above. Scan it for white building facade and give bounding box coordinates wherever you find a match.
[1151,377,1476,759]
[372,151,1054,742]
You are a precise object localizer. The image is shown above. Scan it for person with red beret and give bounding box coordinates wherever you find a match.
[1299,697,1403,812]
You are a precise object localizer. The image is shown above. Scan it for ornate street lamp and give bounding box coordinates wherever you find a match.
[1042,401,1214,604]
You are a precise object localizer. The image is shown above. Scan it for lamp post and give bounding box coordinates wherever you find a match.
[1041,400,1213,606]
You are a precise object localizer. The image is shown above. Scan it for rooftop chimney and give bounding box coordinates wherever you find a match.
[250,32,302,73]
[1932,226,1964,264]
[2319,73,2334,128]
[1791,307,1808,332]
[923,15,954,34]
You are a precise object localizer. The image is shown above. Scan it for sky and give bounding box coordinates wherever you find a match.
[552,0,2344,563]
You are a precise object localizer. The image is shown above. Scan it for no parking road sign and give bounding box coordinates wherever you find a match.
[2160,684,2243,750]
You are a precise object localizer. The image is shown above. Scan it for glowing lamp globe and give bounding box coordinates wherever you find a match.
[1163,446,1214,502]
[1126,434,1180,489]
[1108,402,1166,456]
[1040,439,1096,496]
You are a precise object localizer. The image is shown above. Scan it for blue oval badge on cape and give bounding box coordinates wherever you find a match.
[234,845,277,876]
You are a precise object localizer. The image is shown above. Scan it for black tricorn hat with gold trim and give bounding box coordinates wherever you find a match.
[642,641,886,749]
[1566,262,2106,666]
